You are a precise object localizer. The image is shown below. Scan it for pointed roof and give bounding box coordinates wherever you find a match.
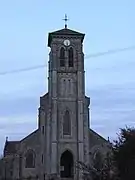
[48,28,85,47]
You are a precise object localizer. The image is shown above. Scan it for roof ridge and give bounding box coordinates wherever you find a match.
[89,128,108,142]
[7,141,19,143]
[50,28,84,34]
[20,129,39,142]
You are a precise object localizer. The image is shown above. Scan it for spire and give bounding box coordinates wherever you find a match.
[6,136,8,141]
[63,14,69,29]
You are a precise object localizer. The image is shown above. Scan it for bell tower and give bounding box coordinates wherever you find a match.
[40,20,90,180]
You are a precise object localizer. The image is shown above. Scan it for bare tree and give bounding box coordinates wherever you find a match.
[76,150,118,180]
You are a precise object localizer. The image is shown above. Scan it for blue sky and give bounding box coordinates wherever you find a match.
[0,0,135,154]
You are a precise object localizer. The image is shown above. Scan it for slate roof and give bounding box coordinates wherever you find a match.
[4,141,20,156]
[3,129,39,156]
[48,28,85,47]
[89,128,109,148]
[20,129,39,142]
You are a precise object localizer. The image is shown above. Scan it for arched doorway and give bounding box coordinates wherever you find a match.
[60,150,74,178]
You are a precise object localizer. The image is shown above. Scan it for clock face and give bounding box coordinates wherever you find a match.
[64,39,70,46]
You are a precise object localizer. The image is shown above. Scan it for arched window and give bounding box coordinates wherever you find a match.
[25,150,35,168]
[68,47,74,67]
[63,110,71,135]
[93,151,103,170]
[60,47,65,67]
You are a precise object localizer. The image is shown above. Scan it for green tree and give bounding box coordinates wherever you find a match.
[113,126,135,180]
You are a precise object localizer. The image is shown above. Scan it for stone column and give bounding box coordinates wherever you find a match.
[51,99,57,174]
[78,100,84,161]
[50,70,58,174]
[46,109,51,174]
[83,106,90,164]
[77,71,85,180]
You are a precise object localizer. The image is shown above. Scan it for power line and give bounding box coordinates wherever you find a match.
[0,65,46,76]
[85,45,135,58]
[0,45,135,76]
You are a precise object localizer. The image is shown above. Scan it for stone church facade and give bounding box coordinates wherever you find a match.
[0,26,110,180]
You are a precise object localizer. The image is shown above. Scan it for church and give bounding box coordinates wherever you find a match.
[0,22,110,180]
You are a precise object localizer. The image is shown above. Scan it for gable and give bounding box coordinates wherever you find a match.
[4,141,20,156]
[48,28,85,47]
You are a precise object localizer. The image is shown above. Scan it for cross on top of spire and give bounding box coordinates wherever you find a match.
[63,14,69,29]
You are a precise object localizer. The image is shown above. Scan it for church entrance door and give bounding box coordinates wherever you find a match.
[60,150,74,178]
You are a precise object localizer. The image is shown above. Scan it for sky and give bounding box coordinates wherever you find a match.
[0,0,135,154]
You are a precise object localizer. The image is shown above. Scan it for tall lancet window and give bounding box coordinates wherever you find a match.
[25,150,35,168]
[60,47,65,67]
[68,47,74,67]
[63,110,71,135]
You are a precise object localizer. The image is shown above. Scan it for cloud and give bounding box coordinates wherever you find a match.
[0,96,39,117]
[88,81,135,140]
[0,115,37,154]
[0,96,39,153]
